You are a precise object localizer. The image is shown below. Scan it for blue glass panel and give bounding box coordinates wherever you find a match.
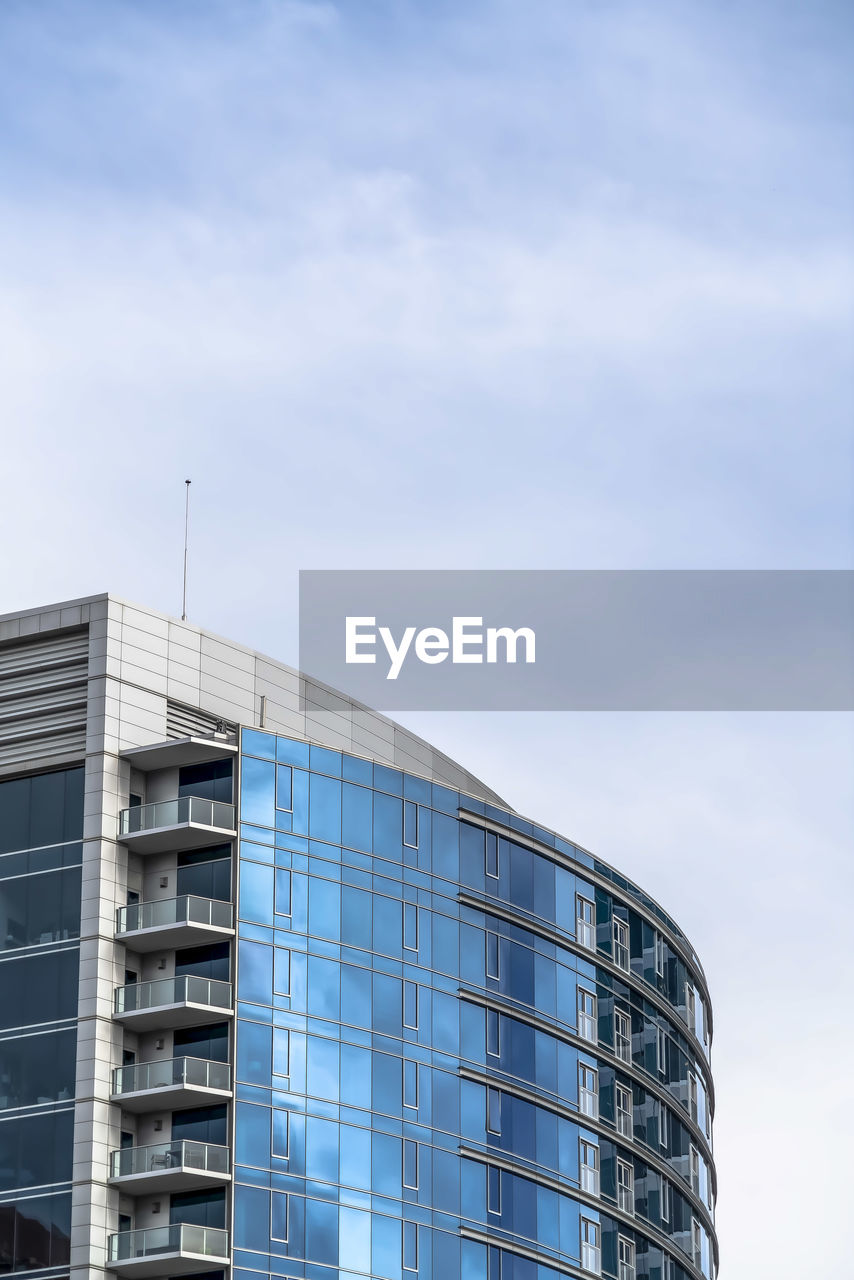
[308,774,341,843]
[276,737,310,767]
[242,730,275,760]
[237,1019,272,1085]
[238,940,273,1005]
[305,1196,338,1265]
[308,878,341,942]
[309,745,342,778]
[240,860,275,927]
[373,792,403,860]
[342,783,373,853]
[241,757,276,828]
[276,766,293,812]
[339,1206,371,1272]
[235,1101,271,1168]
[234,1183,271,1252]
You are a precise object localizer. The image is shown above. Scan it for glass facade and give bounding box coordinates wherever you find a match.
[233,733,716,1280]
[0,766,84,1278]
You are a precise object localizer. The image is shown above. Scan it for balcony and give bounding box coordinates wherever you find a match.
[118,796,236,854]
[116,895,234,952]
[111,1056,232,1112]
[107,1224,229,1277]
[113,975,233,1030]
[122,735,237,773]
[108,1139,230,1194]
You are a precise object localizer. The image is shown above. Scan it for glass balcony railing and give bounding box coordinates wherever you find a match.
[112,1055,231,1097]
[108,1224,229,1264]
[116,895,233,935]
[119,796,235,838]
[110,1139,230,1180]
[114,975,232,1016]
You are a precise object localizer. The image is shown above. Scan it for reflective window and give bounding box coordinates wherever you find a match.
[578,988,597,1042]
[487,1087,502,1135]
[616,1082,633,1139]
[402,1220,418,1271]
[271,1191,288,1242]
[0,1111,74,1191]
[0,1028,76,1109]
[0,1192,71,1271]
[581,1217,601,1274]
[403,800,418,849]
[579,1139,599,1195]
[617,1158,634,1214]
[615,1008,631,1063]
[613,916,629,971]
[579,1064,599,1119]
[577,895,595,950]
[403,1139,418,1190]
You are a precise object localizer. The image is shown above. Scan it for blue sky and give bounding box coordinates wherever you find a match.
[1,2,853,1275]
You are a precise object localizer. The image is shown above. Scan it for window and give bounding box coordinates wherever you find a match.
[616,1082,632,1138]
[656,1026,667,1076]
[578,989,597,1043]
[273,948,290,996]
[486,1009,501,1057]
[579,1063,599,1119]
[403,800,418,849]
[273,1028,290,1079]
[403,981,418,1030]
[403,1139,418,1189]
[659,1104,670,1151]
[614,1008,631,1063]
[691,1218,702,1267]
[487,1087,502,1135]
[271,1191,288,1242]
[690,1145,700,1195]
[660,1176,671,1225]
[485,832,499,879]
[655,931,665,978]
[580,1217,601,1274]
[275,869,291,917]
[272,1108,289,1158]
[617,1158,634,1214]
[402,1220,418,1271]
[487,1165,501,1215]
[686,983,696,1032]
[403,1059,418,1110]
[577,895,595,950]
[403,903,418,952]
[275,765,292,812]
[579,1139,599,1195]
[688,1071,698,1123]
[618,1235,636,1280]
[613,916,629,971]
[486,931,500,980]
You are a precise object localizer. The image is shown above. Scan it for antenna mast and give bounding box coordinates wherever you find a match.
[181,479,191,621]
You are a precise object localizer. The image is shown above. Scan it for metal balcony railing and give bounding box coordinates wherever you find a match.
[116,895,233,935]
[119,796,235,838]
[113,975,232,1016]
[112,1055,231,1097]
[107,1224,229,1263]
[109,1139,230,1180]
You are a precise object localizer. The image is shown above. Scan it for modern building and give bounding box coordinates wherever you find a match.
[0,594,717,1280]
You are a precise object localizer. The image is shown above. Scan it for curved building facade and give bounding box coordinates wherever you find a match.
[0,595,716,1280]
[232,733,717,1280]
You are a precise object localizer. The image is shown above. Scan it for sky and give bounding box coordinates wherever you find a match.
[1,1,853,1275]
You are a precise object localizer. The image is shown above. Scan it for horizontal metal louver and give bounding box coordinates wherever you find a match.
[0,629,88,770]
[166,699,237,740]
